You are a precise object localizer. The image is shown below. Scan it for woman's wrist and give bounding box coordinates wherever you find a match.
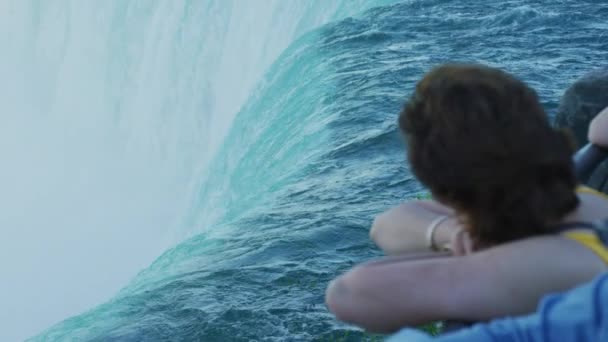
[432,216,459,250]
[425,216,448,251]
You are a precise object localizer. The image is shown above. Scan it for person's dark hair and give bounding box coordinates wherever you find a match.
[399,64,579,245]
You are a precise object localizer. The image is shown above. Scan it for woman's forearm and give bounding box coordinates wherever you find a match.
[325,255,459,332]
[326,236,604,333]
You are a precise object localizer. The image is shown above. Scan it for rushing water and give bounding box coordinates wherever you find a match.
[1,0,607,341]
[0,1,394,341]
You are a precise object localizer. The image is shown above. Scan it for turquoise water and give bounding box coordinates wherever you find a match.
[5,0,607,341]
[1,1,393,341]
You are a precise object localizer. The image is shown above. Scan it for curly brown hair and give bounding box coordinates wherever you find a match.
[399,64,579,245]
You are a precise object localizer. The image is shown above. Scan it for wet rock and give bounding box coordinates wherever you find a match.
[555,67,608,193]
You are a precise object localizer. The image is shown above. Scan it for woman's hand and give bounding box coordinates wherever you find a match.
[448,228,476,256]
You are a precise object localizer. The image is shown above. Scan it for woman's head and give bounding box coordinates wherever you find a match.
[399,64,579,245]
